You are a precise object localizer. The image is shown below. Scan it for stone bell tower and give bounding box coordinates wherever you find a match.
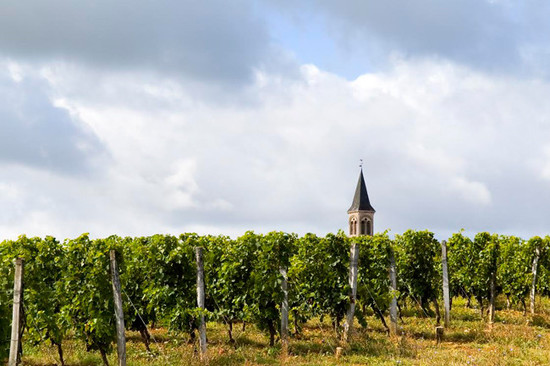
[348,168,375,237]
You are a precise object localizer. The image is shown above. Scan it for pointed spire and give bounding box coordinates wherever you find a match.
[348,168,375,213]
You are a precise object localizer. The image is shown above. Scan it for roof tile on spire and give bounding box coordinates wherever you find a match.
[348,169,375,212]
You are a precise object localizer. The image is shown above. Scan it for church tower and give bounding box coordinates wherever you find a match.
[348,168,375,237]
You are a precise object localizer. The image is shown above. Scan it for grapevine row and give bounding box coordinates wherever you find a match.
[1,230,549,364]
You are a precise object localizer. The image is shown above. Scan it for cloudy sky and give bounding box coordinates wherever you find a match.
[1,0,550,240]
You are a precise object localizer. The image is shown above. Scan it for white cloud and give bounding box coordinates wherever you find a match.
[7,62,23,83]
[163,159,199,210]
[2,56,550,240]
[0,0,277,86]
[449,177,492,206]
[2,1,550,242]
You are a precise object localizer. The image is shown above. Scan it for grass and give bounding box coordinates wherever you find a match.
[11,297,550,365]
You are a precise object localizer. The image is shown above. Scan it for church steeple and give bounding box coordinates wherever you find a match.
[348,168,375,237]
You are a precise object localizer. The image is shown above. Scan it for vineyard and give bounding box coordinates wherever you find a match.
[2,230,550,365]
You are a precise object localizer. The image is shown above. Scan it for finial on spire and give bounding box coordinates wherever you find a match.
[359,159,363,169]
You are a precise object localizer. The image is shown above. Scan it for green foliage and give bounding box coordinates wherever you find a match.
[247,231,296,344]
[395,230,440,307]
[499,236,531,307]
[145,234,197,333]
[289,232,349,331]
[539,248,550,298]
[447,230,474,300]
[449,233,549,313]
[539,236,550,264]
[113,236,156,336]
[0,240,14,359]
[470,232,499,307]
[61,234,115,356]
[24,235,69,353]
[204,234,251,330]
[0,236,69,360]
[2,229,550,360]
[534,236,550,297]
[356,232,393,327]
[356,233,393,310]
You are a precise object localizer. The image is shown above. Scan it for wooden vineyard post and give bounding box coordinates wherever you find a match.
[280,267,289,356]
[389,250,398,336]
[343,242,359,342]
[110,250,126,366]
[530,246,541,315]
[441,240,451,327]
[8,258,24,366]
[195,247,207,359]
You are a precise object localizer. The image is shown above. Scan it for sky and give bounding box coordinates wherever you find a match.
[1,0,550,240]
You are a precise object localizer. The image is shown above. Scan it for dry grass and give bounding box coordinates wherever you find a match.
[14,297,550,365]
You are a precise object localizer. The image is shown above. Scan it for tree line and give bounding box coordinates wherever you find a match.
[1,230,549,365]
